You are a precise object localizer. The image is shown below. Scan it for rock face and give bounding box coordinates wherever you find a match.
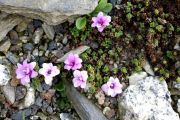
[0,0,98,25]
[118,76,180,120]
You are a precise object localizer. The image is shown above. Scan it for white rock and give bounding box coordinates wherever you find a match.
[128,72,147,85]
[0,64,11,86]
[177,99,180,114]
[60,113,73,120]
[1,84,15,104]
[119,76,180,120]
[20,87,35,109]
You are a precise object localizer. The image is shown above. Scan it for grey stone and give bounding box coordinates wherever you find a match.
[62,35,68,44]
[23,43,34,51]
[33,28,44,44]
[65,80,108,120]
[35,96,43,107]
[46,106,53,114]
[42,23,55,40]
[0,38,11,53]
[0,0,98,25]
[11,109,32,120]
[1,84,15,104]
[118,76,180,120]
[48,41,57,50]
[9,30,19,44]
[6,52,19,64]
[15,86,27,101]
[0,14,22,41]
[0,64,11,86]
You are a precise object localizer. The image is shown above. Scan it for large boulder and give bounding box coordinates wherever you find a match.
[118,75,179,120]
[0,0,98,25]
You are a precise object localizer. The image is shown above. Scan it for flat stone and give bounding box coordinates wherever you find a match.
[0,15,22,41]
[0,0,98,25]
[1,84,15,104]
[9,30,19,44]
[0,38,11,53]
[0,64,11,86]
[33,28,44,44]
[118,76,180,120]
[42,23,55,40]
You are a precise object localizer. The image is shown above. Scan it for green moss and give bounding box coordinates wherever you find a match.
[121,67,128,74]
[103,65,109,73]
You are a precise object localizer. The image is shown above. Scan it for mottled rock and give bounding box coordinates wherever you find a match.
[0,64,11,86]
[118,76,180,120]
[65,80,108,120]
[0,0,98,25]
[1,84,15,104]
[15,86,27,101]
[0,38,11,53]
[42,23,55,40]
[103,107,115,119]
[0,15,22,41]
[33,28,44,44]
[95,90,105,105]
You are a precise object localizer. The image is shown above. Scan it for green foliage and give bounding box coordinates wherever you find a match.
[126,13,133,21]
[92,0,113,16]
[31,78,41,91]
[115,31,123,38]
[121,67,127,74]
[166,51,175,59]
[75,17,87,30]
[55,81,65,92]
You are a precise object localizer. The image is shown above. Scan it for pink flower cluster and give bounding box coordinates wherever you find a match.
[64,53,88,89]
[91,12,111,32]
[16,60,60,86]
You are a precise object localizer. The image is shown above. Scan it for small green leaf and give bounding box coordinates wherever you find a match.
[55,81,65,92]
[95,0,107,12]
[31,78,41,91]
[76,17,87,30]
[102,3,113,13]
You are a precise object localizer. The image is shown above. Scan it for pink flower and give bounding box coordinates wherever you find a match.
[73,70,88,88]
[91,12,111,32]
[39,63,60,86]
[101,77,123,97]
[16,59,38,85]
[64,53,82,71]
